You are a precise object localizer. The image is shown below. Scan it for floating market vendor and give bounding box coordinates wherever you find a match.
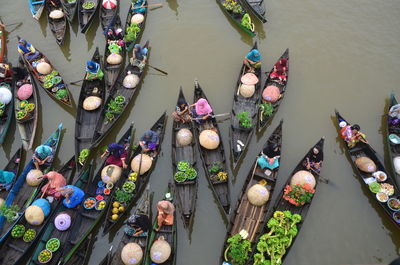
[243,48,262,70]
[57,185,85,208]
[139,130,159,153]
[17,39,40,62]
[0,170,16,190]
[85,60,104,81]
[100,142,128,169]
[257,142,281,171]
[269,57,288,84]
[32,145,54,170]
[389,103,400,126]
[40,171,67,201]
[339,121,368,149]
[130,44,148,71]
[0,63,12,83]
[130,0,147,14]
[124,213,150,236]
[190,98,213,124]
[172,97,191,123]
[155,200,175,231]
[303,146,323,174]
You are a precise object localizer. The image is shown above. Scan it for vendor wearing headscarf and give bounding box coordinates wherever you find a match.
[303,147,323,174]
[32,144,54,170]
[124,213,150,236]
[190,98,213,124]
[17,39,40,62]
[40,171,67,201]
[101,143,128,168]
[57,185,85,208]
[0,170,16,191]
[257,143,280,170]
[156,200,175,231]
[130,44,148,71]
[85,60,104,81]
[131,0,147,14]
[0,63,12,83]
[244,48,262,70]
[269,58,288,84]
[172,97,191,123]
[389,103,400,126]
[139,130,159,152]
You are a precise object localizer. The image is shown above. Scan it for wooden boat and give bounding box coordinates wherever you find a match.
[102,113,166,235]
[192,80,231,217]
[387,93,400,186]
[257,48,289,132]
[124,0,147,52]
[99,0,119,31]
[61,124,135,264]
[0,157,75,265]
[99,246,113,265]
[0,148,23,201]
[250,137,325,264]
[28,165,91,265]
[221,121,282,265]
[13,64,39,150]
[171,88,198,229]
[216,0,256,37]
[63,233,95,265]
[93,41,149,145]
[103,15,126,91]
[108,185,152,265]
[78,0,100,33]
[17,36,73,108]
[230,42,262,169]
[46,0,68,46]
[0,59,14,145]
[240,0,267,23]
[29,0,45,20]
[144,182,177,265]
[335,111,400,228]
[0,18,5,63]
[75,47,105,172]
[61,0,78,22]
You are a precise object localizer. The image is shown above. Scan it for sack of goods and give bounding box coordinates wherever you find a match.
[199,130,220,150]
[83,96,102,111]
[36,62,52,75]
[290,170,316,189]
[176,128,193,146]
[355,156,376,173]
[54,212,71,231]
[247,184,270,206]
[0,85,12,104]
[150,236,171,264]
[18,84,33,100]
[101,165,122,184]
[131,14,144,24]
[241,73,259,85]
[121,242,143,265]
[25,199,51,226]
[107,53,123,65]
[131,154,152,175]
[49,10,65,19]
[123,72,140,88]
[262,85,281,103]
[393,156,400,174]
[26,169,44,187]
[239,84,255,98]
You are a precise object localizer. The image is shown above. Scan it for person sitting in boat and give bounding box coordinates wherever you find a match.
[155,200,175,231]
[389,103,400,126]
[257,143,280,171]
[172,97,192,123]
[131,0,147,14]
[303,146,323,174]
[85,60,104,81]
[190,98,213,124]
[32,144,54,170]
[139,130,159,153]
[130,44,148,71]
[106,27,124,42]
[0,63,12,83]
[124,213,150,236]
[0,170,16,191]
[17,39,40,62]
[12,65,30,86]
[40,171,67,202]
[100,143,128,169]
[57,185,85,208]
[244,48,262,71]
[269,58,288,84]
[339,121,368,148]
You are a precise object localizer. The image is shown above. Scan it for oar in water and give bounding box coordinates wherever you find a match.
[192,113,230,121]
[147,64,168,75]
[70,79,84,85]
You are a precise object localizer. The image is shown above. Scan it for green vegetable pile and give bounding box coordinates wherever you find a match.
[208,161,223,174]
[259,102,274,120]
[11,224,25,238]
[23,229,36,242]
[52,76,62,85]
[46,238,60,252]
[25,103,35,112]
[241,13,254,32]
[82,1,95,9]
[222,0,243,14]
[105,96,125,123]
[174,161,197,182]
[186,168,197,180]
[177,161,190,171]
[174,171,187,183]
[369,182,381,193]
[43,71,61,90]
[115,189,133,204]
[253,211,302,265]
[124,23,141,43]
[115,95,125,104]
[236,112,254,129]
[56,89,68,101]
[16,110,27,120]
[0,109,4,117]
[224,233,251,265]
[0,204,20,223]
[78,149,90,165]
[38,249,52,263]
[122,181,136,193]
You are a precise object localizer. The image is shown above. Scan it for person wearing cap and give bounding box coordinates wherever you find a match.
[101,142,128,168]
[124,213,150,236]
[17,39,40,62]
[139,130,160,153]
[32,145,54,170]
[190,98,213,124]
[131,0,147,14]
[244,48,262,70]
[156,200,175,231]
[130,44,148,71]
[85,60,104,81]
[40,171,67,200]
[57,185,85,208]
[257,142,280,170]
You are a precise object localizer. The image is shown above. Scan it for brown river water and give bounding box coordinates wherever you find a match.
[1,0,400,264]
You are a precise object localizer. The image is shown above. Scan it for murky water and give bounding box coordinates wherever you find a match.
[1,0,400,264]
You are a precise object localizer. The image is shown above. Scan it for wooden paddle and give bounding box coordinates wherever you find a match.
[70,79,84,85]
[192,113,230,121]
[147,64,168,75]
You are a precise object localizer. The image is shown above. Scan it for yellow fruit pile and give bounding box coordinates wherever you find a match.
[128,172,138,181]
[111,201,125,221]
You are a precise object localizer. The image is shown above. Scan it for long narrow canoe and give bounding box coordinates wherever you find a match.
[0,157,75,265]
[172,88,198,229]
[103,15,126,91]
[17,36,73,108]
[0,148,23,200]
[0,59,14,145]
[193,80,231,217]
[46,0,68,46]
[239,0,267,23]
[124,0,147,52]
[102,113,166,235]
[0,18,5,62]
[75,47,106,172]
[63,233,95,265]
[221,121,282,265]
[62,124,134,264]
[78,0,100,33]
[61,0,78,23]
[250,137,325,264]
[99,246,113,265]
[216,0,256,37]
[108,185,152,265]
[14,65,39,150]
[93,41,149,145]
[144,182,177,265]
[257,49,289,132]
[336,111,400,228]
[29,0,45,20]
[230,42,262,169]
[387,93,400,186]
[100,0,119,31]
[28,165,91,265]
[0,123,63,244]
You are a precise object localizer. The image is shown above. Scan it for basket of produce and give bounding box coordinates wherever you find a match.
[83,197,96,210]
[98,180,105,187]
[186,168,197,180]
[11,224,25,238]
[177,161,190,171]
[18,100,29,109]
[110,201,125,222]
[52,76,62,85]
[82,1,95,9]
[46,238,60,252]
[376,192,389,203]
[38,249,52,264]
[103,188,111,195]
[95,200,106,211]
[44,81,54,89]
[17,110,30,122]
[368,182,381,193]
[122,181,136,193]
[381,183,394,196]
[373,171,387,182]
[174,171,187,183]
[387,198,400,212]
[128,172,138,181]
[96,195,104,201]
[25,103,35,113]
[23,228,36,242]
[96,187,104,195]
